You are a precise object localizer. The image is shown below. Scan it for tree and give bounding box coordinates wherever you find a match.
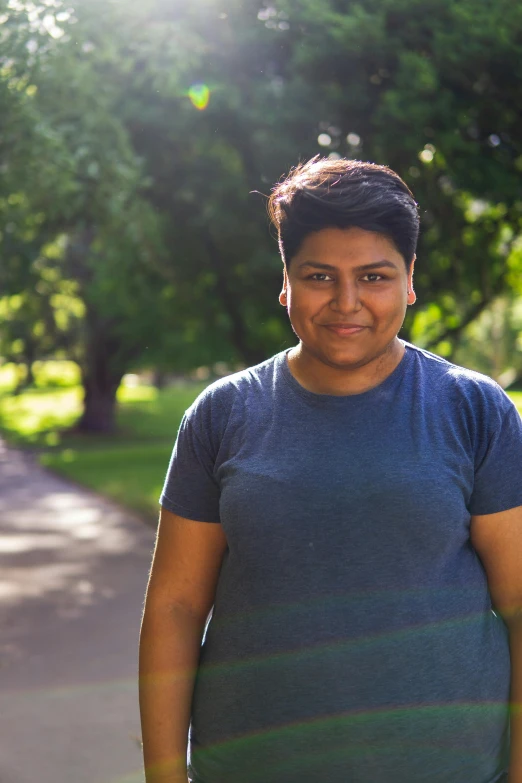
[109,0,522,361]
[454,294,522,388]
[3,0,522,434]
[0,2,73,387]
[1,1,170,430]
[265,0,522,355]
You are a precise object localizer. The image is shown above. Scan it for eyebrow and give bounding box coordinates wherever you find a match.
[297,260,399,272]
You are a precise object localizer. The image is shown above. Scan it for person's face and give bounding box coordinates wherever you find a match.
[279,226,416,371]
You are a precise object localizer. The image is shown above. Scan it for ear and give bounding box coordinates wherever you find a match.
[279,267,289,306]
[407,255,416,305]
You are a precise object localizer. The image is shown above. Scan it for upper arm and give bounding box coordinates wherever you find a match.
[470,505,522,619]
[144,506,228,622]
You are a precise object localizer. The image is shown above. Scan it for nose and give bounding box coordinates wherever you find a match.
[330,279,362,313]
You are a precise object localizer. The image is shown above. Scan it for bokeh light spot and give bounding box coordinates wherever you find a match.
[419,144,435,163]
[318,133,332,147]
[188,83,210,111]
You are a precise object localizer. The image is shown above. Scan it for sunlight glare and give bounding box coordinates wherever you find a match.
[188,83,210,111]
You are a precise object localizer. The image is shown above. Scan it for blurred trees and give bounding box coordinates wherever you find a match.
[1,0,521,430]
[259,0,522,355]
[454,295,522,388]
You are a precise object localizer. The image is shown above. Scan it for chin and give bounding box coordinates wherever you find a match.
[315,347,372,370]
[308,339,394,369]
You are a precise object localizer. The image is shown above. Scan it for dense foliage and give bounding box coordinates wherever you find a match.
[1,0,522,429]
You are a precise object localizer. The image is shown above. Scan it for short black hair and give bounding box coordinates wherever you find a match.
[268,156,419,270]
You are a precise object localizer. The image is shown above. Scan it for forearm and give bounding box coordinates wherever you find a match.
[507,618,522,783]
[139,603,207,783]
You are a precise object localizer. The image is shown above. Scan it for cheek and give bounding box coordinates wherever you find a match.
[375,285,406,309]
[286,294,311,332]
[288,287,326,315]
[287,299,301,325]
[379,294,408,326]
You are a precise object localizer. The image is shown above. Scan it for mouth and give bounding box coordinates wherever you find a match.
[322,324,367,336]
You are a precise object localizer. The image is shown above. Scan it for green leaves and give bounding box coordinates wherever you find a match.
[2,0,522,425]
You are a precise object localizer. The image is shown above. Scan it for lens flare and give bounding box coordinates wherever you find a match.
[188,83,210,111]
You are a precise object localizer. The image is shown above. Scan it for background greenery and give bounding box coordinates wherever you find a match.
[0,361,207,518]
[1,0,522,512]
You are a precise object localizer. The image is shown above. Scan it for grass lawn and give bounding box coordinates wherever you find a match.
[0,364,521,523]
[0,374,207,522]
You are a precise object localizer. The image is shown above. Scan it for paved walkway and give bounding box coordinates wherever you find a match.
[0,440,155,783]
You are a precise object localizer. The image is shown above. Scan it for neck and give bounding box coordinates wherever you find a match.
[287,338,405,396]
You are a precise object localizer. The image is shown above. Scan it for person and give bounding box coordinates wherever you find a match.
[139,157,522,783]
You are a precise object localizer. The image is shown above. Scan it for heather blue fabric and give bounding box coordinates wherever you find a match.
[160,342,522,783]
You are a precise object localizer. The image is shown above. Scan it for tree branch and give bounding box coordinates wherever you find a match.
[424,273,506,351]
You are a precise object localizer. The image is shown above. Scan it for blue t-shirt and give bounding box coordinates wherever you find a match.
[160,342,522,783]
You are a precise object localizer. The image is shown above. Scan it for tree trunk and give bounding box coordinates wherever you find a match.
[13,360,34,393]
[77,323,125,434]
[152,368,167,389]
[77,372,122,433]
[25,361,35,387]
[65,228,129,433]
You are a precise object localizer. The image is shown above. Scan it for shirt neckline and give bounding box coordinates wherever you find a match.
[277,340,412,408]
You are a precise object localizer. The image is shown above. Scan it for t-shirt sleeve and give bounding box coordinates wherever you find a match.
[469,400,522,516]
[159,412,221,523]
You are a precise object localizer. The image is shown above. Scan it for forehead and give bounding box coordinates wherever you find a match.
[291,226,403,267]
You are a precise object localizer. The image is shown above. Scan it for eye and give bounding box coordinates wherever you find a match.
[307,273,333,282]
[361,273,385,282]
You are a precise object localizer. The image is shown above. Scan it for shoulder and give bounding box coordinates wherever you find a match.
[406,343,509,402]
[405,341,514,416]
[187,352,280,416]
[184,352,282,440]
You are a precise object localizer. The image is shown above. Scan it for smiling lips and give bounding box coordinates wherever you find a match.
[322,323,367,336]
